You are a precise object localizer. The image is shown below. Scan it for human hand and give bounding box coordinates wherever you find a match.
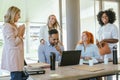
[40,39,45,44]
[55,45,61,51]
[96,40,105,48]
[18,24,25,37]
[55,45,62,55]
[99,40,106,47]
[58,40,63,46]
[80,57,84,59]
[84,57,92,60]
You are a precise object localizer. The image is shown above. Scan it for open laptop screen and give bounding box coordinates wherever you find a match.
[60,50,81,66]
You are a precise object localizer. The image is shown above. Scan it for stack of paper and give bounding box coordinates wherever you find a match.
[27,63,50,69]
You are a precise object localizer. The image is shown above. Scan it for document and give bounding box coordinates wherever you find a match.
[27,62,50,69]
[73,65,104,72]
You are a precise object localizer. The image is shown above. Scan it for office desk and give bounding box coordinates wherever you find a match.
[0,63,120,80]
[30,63,120,80]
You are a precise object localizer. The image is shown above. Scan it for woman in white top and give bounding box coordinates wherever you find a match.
[1,6,26,80]
[97,9,118,59]
[39,14,62,43]
[97,9,118,80]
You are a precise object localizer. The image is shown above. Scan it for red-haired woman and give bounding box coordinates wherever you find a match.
[75,31,100,60]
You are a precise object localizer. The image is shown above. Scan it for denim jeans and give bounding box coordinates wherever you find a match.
[10,71,27,80]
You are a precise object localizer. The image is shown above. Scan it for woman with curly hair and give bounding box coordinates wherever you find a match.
[97,9,119,80]
[97,9,118,58]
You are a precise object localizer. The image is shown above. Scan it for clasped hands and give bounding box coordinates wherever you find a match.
[18,24,25,39]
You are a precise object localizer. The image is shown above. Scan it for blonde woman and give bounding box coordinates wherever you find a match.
[1,6,26,80]
[39,14,62,44]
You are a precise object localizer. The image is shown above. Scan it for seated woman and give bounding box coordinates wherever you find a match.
[75,31,100,61]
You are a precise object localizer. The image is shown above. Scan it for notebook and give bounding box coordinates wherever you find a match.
[60,50,81,66]
[25,63,49,75]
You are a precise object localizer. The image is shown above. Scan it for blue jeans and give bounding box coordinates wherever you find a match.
[10,71,27,80]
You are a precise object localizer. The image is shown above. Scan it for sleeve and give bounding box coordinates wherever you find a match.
[111,25,118,39]
[75,44,82,50]
[3,24,22,46]
[93,45,101,59]
[38,44,46,63]
[39,26,45,41]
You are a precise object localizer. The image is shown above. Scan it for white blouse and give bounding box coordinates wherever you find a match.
[39,25,61,41]
[97,23,118,58]
[75,44,100,59]
[39,25,49,41]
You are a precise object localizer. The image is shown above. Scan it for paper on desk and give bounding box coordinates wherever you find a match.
[73,65,104,72]
[27,63,50,69]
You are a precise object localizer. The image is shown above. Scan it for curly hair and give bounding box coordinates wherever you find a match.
[97,9,116,26]
[89,32,94,44]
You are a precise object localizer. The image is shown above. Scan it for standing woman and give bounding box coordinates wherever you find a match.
[97,9,118,59]
[97,9,118,80]
[1,6,26,80]
[39,14,62,44]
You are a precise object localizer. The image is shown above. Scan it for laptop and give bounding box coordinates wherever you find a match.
[59,50,81,66]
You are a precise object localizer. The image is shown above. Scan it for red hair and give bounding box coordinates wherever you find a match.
[78,31,94,44]
[89,32,94,44]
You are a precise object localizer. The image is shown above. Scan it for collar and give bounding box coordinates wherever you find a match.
[46,41,54,47]
[103,23,111,27]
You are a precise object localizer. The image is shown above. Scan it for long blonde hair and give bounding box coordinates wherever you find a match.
[47,14,61,30]
[4,6,20,24]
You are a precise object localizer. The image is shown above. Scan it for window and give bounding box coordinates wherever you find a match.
[103,1,120,57]
[80,0,120,54]
[62,0,67,50]
[0,0,60,76]
[24,0,60,63]
[80,0,99,41]
[0,22,4,62]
